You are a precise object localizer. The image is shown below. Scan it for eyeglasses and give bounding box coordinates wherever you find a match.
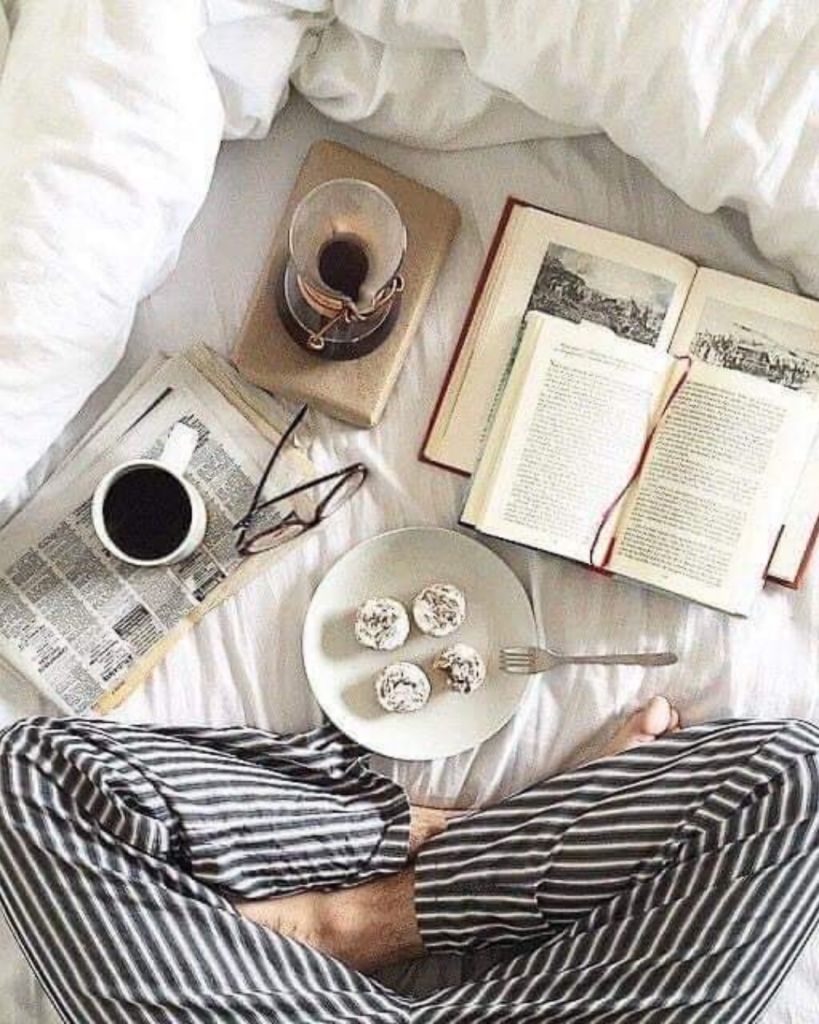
[233,406,368,556]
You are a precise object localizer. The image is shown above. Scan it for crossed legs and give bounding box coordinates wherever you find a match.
[236,696,681,972]
[0,705,818,1023]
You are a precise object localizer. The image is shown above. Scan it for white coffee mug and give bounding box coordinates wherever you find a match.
[92,423,207,566]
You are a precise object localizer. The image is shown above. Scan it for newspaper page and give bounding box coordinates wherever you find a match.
[0,350,313,714]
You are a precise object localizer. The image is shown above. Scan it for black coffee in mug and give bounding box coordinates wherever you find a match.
[102,466,192,562]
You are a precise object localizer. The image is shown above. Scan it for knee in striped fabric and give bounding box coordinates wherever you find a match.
[675,718,819,849]
[0,718,415,1024]
[410,720,819,1024]
[414,718,819,956]
[537,719,819,935]
[1,716,413,899]
[0,716,180,860]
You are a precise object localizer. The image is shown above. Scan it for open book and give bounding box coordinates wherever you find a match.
[424,198,819,588]
[462,314,818,615]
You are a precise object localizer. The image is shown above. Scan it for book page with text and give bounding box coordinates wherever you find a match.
[670,269,819,583]
[610,361,819,614]
[472,314,674,564]
[426,204,696,474]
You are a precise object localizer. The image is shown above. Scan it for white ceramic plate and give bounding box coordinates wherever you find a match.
[302,527,538,760]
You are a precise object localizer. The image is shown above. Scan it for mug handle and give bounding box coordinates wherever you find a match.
[159,423,199,477]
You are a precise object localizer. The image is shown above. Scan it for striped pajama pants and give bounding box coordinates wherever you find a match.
[1,717,819,1022]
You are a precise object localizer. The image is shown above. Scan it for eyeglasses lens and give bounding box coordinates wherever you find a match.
[318,469,366,519]
[241,519,305,555]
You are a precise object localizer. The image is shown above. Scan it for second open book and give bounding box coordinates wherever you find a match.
[463,314,818,615]
[424,199,819,614]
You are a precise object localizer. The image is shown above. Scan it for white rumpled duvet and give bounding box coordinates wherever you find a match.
[3,2,819,1022]
[3,1,819,505]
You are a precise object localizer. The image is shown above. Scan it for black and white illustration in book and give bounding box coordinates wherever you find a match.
[692,299,819,394]
[526,242,677,347]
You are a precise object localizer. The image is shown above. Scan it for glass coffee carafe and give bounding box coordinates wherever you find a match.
[277,178,407,361]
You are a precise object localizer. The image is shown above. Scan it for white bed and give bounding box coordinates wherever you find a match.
[2,93,817,1024]
[4,4,819,1021]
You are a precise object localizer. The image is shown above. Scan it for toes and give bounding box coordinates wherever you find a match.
[641,695,673,737]
[603,696,683,760]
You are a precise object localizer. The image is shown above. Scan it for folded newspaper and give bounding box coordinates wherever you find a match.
[0,347,314,715]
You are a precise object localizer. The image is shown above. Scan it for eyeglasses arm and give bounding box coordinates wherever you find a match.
[234,405,309,543]
[237,463,367,524]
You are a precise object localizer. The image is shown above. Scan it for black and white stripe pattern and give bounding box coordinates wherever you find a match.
[1,716,818,1022]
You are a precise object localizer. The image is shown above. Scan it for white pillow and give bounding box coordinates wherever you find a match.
[0,0,223,503]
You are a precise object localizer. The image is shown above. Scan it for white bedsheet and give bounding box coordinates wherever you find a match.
[4,1,819,1017]
[3,95,819,1022]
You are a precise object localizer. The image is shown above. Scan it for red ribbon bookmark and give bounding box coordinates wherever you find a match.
[589,356,692,571]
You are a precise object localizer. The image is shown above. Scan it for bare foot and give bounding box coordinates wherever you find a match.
[604,695,681,756]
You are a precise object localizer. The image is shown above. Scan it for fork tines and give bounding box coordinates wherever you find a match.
[500,646,538,674]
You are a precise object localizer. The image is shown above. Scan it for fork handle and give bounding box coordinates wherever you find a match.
[553,652,677,667]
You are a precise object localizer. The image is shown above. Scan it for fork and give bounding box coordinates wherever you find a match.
[500,646,678,675]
